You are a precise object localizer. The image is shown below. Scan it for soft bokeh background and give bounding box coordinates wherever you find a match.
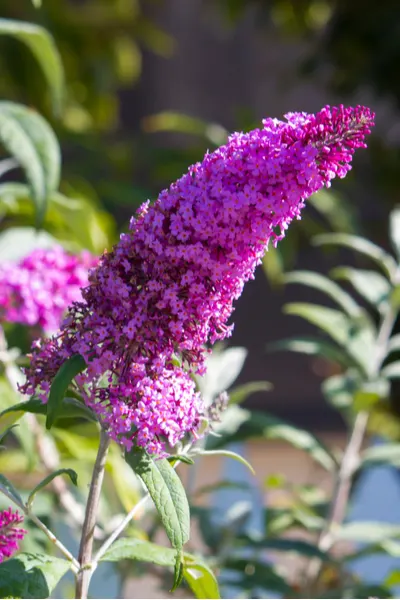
[1,1,400,598]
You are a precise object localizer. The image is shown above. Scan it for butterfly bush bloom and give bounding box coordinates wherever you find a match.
[0,508,26,562]
[0,246,97,334]
[21,105,374,455]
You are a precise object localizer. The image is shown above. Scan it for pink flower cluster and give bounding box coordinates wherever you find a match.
[0,246,97,334]
[0,508,26,563]
[21,105,374,455]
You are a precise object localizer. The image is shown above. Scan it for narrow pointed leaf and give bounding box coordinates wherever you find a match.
[0,553,70,599]
[126,448,190,550]
[382,361,400,379]
[0,396,95,423]
[332,267,391,311]
[46,354,86,429]
[390,207,400,259]
[228,381,272,405]
[209,409,336,470]
[283,303,375,374]
[171,550,185,592]
[361,444,400,469]
[28,468,78,507]
[313,233,396,280]
[197,449,255,474]
[284,270,361,316]
[0,102,60,224]
[0,19,64,114]
[0,473,24,507]
[269,336,350,367]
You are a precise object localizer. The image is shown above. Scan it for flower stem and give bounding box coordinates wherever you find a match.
[75,429,110,599]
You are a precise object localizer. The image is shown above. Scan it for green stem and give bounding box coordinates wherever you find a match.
[75,429,110,599]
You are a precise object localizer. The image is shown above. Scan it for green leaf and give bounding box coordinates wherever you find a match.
[360,444,400,469]
[237,534,331,561]
[283,303,375,375]
[313,233,397,280]
[336,521,400,543]
[28,468,78,507]
[223,558,291,595]
[126,448,190,550]
[0,396,95,424]
[0,102,60,224]
[228,381,272,405]
[322,372,359,409]
[0,473,24,508]
[270,336,350,367]
[32,0,42,7]
[197,449,255,474]
[353,379,389,411]
[183,560,220,599]
[332,267,391,311]
[0,19,64,114]
[166,455,195,466]
[0,553,70,599]
[46,354,86,430]
[382,361,400,379]
[172,550,185,592]
[100,538,176,566]
[390,207,400,259]
[209,410,336,471]
[284,270,361,316]
[196,346,248,402]
[388,334,400,356]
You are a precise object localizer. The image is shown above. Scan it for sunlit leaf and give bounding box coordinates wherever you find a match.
[337,521,400,543]
[0,473,24,508]
[0,227,55,261]
[196,346,248,403]
[126,448,190,550]
[184,560,220,599]
[283,303,375,375]
[389,207,400,260]
[0,103,60,224]
[0,19,64,114]
[313,233,397,280]
[270,336,350,367]
[228,381,272,405]
[284,270,361,316]
[197,449,255,474]
[382,361,400,379]
[100,538,176,565]
[209,409,336,470]
[360,444,400,469]
[332,267,391,311]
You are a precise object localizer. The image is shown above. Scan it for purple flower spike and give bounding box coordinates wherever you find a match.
[21,105,374,455]
[0,508,26,563]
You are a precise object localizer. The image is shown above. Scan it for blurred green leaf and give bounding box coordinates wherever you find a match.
[270,336,351,367]
[336,521,400,543]
[196,346,248,403]
[0,19,64,114]
[314,233,397,280]
[197,449,255,474]
[0,473,24,508]
[0,102,60,225]
[284,270,361,316]
[142,111,227,146]
[237,534,331,561]
[209,409,336,470]
[46,354,86,429]
[126,447,190,550]
[228,381,272,405]
[332,267,391,312]
[283,303,375,375]
[0,553,70,599]
[27,468,78,508]
[360,444,400,469]
[382,361,400,379]
[353,379,389,411]
[389,207,400,259]
[322,372,359,409]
